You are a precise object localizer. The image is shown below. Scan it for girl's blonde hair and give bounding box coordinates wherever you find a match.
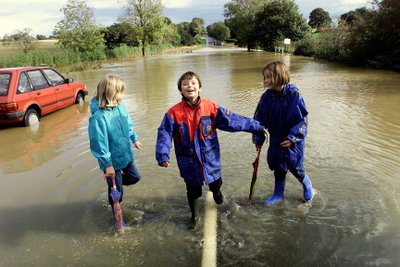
[94,74,126,108]
[262,61,290,88]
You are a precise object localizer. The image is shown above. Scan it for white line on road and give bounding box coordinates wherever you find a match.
[201,191,217,267]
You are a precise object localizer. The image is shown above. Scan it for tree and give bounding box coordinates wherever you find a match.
[36,34,47,40]
[224,0,268,50]
[160,17,181,46]
[206,22,231,42]
[177,22,195,46]
[2,28,35,54]
[308,8,332,31]
[189,17,205,36]
[176,19,206,46]
[102,22,139,49]
[254,0,309,51]
[369,0,400,69]
[188,17,206,44]
[120,0,165,56]
[340,7,370,25]
[296,0,399,70]
[53,0,104,59]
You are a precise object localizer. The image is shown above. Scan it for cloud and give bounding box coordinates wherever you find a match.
[0,0,123,36]
[0,1,63,36]
[162,0,192,8]
[162,0,229,8]
[87,0,122,9]
[296,0,371,17]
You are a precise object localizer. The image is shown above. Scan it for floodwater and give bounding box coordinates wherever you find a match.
[1,48,400,266]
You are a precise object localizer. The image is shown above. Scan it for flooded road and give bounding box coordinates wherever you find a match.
[1,48,400,266]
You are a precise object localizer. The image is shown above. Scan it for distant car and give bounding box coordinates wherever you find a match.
[0,66,88,126]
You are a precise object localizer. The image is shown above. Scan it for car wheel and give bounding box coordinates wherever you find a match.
[24,108,40,127]
[75,92,84,104]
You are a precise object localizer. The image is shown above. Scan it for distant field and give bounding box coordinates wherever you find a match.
[0,39,59,55]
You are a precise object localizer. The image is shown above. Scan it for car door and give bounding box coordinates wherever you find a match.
[26,69,57,115]
[42,68,74,109]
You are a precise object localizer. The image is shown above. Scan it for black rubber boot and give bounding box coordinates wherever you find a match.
[213,190,224,205]
[188,198,200,230]
[209,178,223,205]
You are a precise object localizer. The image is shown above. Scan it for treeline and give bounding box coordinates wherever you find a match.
[1,0,399,71]
[294,0,400,70]
[224,0,399,71]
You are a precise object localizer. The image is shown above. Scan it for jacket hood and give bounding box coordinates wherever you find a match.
[265,83,298,96]
[283,83,298,94]
[90,98,100,114]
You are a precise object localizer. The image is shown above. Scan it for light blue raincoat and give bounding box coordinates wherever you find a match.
[88,98,138,171]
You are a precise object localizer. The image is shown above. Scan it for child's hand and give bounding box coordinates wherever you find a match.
[134,141,142,150]
[159,161,170,168]
[280,139,292,148]
[105,166,116,179]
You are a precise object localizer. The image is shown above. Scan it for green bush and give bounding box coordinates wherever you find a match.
[0,42,186,70]
[293,38,316,57]
[79,45,107,61]
[111,44,142,59]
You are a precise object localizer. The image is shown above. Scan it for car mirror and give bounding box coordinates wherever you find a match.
[66,78,74,83]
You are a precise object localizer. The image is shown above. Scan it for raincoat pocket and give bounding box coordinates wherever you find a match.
[200,116,213,138]
[285,142,304,170]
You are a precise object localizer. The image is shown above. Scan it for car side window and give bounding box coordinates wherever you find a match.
[27,70,50,90]
[17,73,33,94]
[0,74,11,96]
[42,69,65,86]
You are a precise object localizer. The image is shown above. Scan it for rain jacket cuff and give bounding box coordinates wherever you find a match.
[287,135,298,143]
[99,159,113,172]
[157,154,170,165]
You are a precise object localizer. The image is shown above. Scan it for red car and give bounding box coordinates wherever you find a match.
[0,66,88,126]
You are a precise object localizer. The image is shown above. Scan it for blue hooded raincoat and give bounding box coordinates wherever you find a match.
[156,97,265,187]
[253,84,308,172]
[88,98,138,171]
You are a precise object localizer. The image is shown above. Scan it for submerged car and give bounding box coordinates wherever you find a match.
[0,66,87,126]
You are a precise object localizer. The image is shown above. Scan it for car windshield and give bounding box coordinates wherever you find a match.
[0,74,11,96]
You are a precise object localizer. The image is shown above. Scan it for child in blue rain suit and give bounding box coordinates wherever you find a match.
[88,74,142,231]
[156,71,266,229]
[253,61,314,205]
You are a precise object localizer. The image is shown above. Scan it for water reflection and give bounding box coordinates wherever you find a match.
[0,103,89,173]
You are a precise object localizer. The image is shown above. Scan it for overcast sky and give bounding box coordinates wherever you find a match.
[0,0,372,37]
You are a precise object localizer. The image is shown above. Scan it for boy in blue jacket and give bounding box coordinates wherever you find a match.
[156,71,266,229]
[88,74,142,231]
[253,61,314,205]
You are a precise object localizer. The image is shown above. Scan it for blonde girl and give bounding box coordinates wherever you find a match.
[88,74,142,230]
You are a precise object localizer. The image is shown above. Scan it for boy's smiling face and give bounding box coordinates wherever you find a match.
[180,76,201,104]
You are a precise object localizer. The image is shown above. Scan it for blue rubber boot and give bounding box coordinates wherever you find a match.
[300,175,314,202]
[264,178,286,205]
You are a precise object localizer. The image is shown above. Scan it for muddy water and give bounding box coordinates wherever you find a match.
[1,49,400,266]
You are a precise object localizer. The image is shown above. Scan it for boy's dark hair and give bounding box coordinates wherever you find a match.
[177,71,202,91]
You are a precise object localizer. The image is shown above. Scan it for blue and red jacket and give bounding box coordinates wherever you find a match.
[253,84,308,172]
[156,97,265,186]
